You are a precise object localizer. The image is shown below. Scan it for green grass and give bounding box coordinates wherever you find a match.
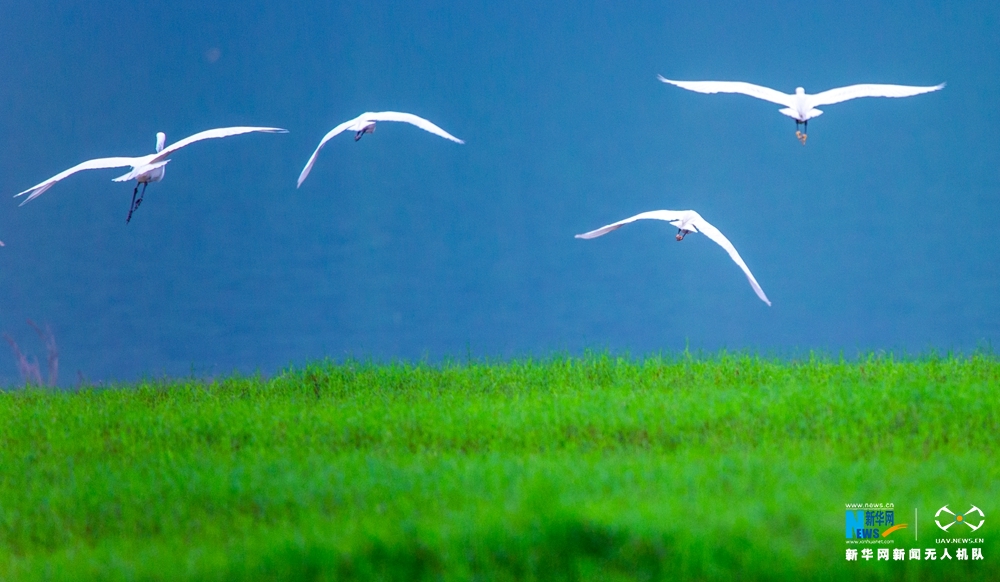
[1,352,997,581]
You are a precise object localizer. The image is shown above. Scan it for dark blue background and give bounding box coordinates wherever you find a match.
[0,1,995,382]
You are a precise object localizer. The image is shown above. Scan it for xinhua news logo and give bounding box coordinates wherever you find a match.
[843,502,987,564]
[845,504,908,540]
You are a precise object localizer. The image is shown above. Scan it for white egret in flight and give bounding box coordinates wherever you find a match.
[657,75,944,144]
[15,126,288,223]
[576,209,771,306]
[297,111,464,187]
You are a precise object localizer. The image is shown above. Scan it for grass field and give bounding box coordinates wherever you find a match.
[1,352,997,581]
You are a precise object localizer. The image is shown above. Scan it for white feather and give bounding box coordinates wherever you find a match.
[657,76,795,107]
[807,83,946,107]
[576,209,771,306]
[658,75,944,130]
[297,111,464,187]
[14,126,287,204]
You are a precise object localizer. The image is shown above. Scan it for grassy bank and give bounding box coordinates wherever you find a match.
[1,353,997,580]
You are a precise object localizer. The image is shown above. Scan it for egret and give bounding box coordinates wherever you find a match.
[576,209,771,305]
[15,126,288,223]
[297,111,464,187]
[657,75,944,144]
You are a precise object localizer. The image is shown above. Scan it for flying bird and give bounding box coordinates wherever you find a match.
[576,209,771,306]
[15,126,288,223]
[297,111,464,187]
[657,75,945,144]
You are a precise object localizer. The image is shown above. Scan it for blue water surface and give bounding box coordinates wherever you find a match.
[0,1,996,383]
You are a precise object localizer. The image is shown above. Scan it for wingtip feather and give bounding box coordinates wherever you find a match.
[16,184,50,205]
[18,190,42,206]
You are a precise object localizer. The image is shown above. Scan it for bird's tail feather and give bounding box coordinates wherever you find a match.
[112,160,170,182]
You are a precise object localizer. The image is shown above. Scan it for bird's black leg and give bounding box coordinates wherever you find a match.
[126,183,148,224]
[126,183,140,224]
[354,131,364,142]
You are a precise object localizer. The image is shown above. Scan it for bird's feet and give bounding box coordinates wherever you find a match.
[795,131,808,145]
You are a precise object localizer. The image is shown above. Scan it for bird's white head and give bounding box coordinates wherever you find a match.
[795,87,805,95]
[155,132,166,153]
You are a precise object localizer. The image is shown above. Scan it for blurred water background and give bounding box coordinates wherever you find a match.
[0,1,996,383]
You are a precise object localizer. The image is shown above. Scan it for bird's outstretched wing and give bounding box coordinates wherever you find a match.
[297,112,464,187]
[296,118,359,188]
[689,215,771,306]
[154,126,288,162]
[807,83,945,107]
[365,112,465,144]
[657,76,795,107]
[574,210,689,239]
[15,157,138,205]
[107,126,288,183]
